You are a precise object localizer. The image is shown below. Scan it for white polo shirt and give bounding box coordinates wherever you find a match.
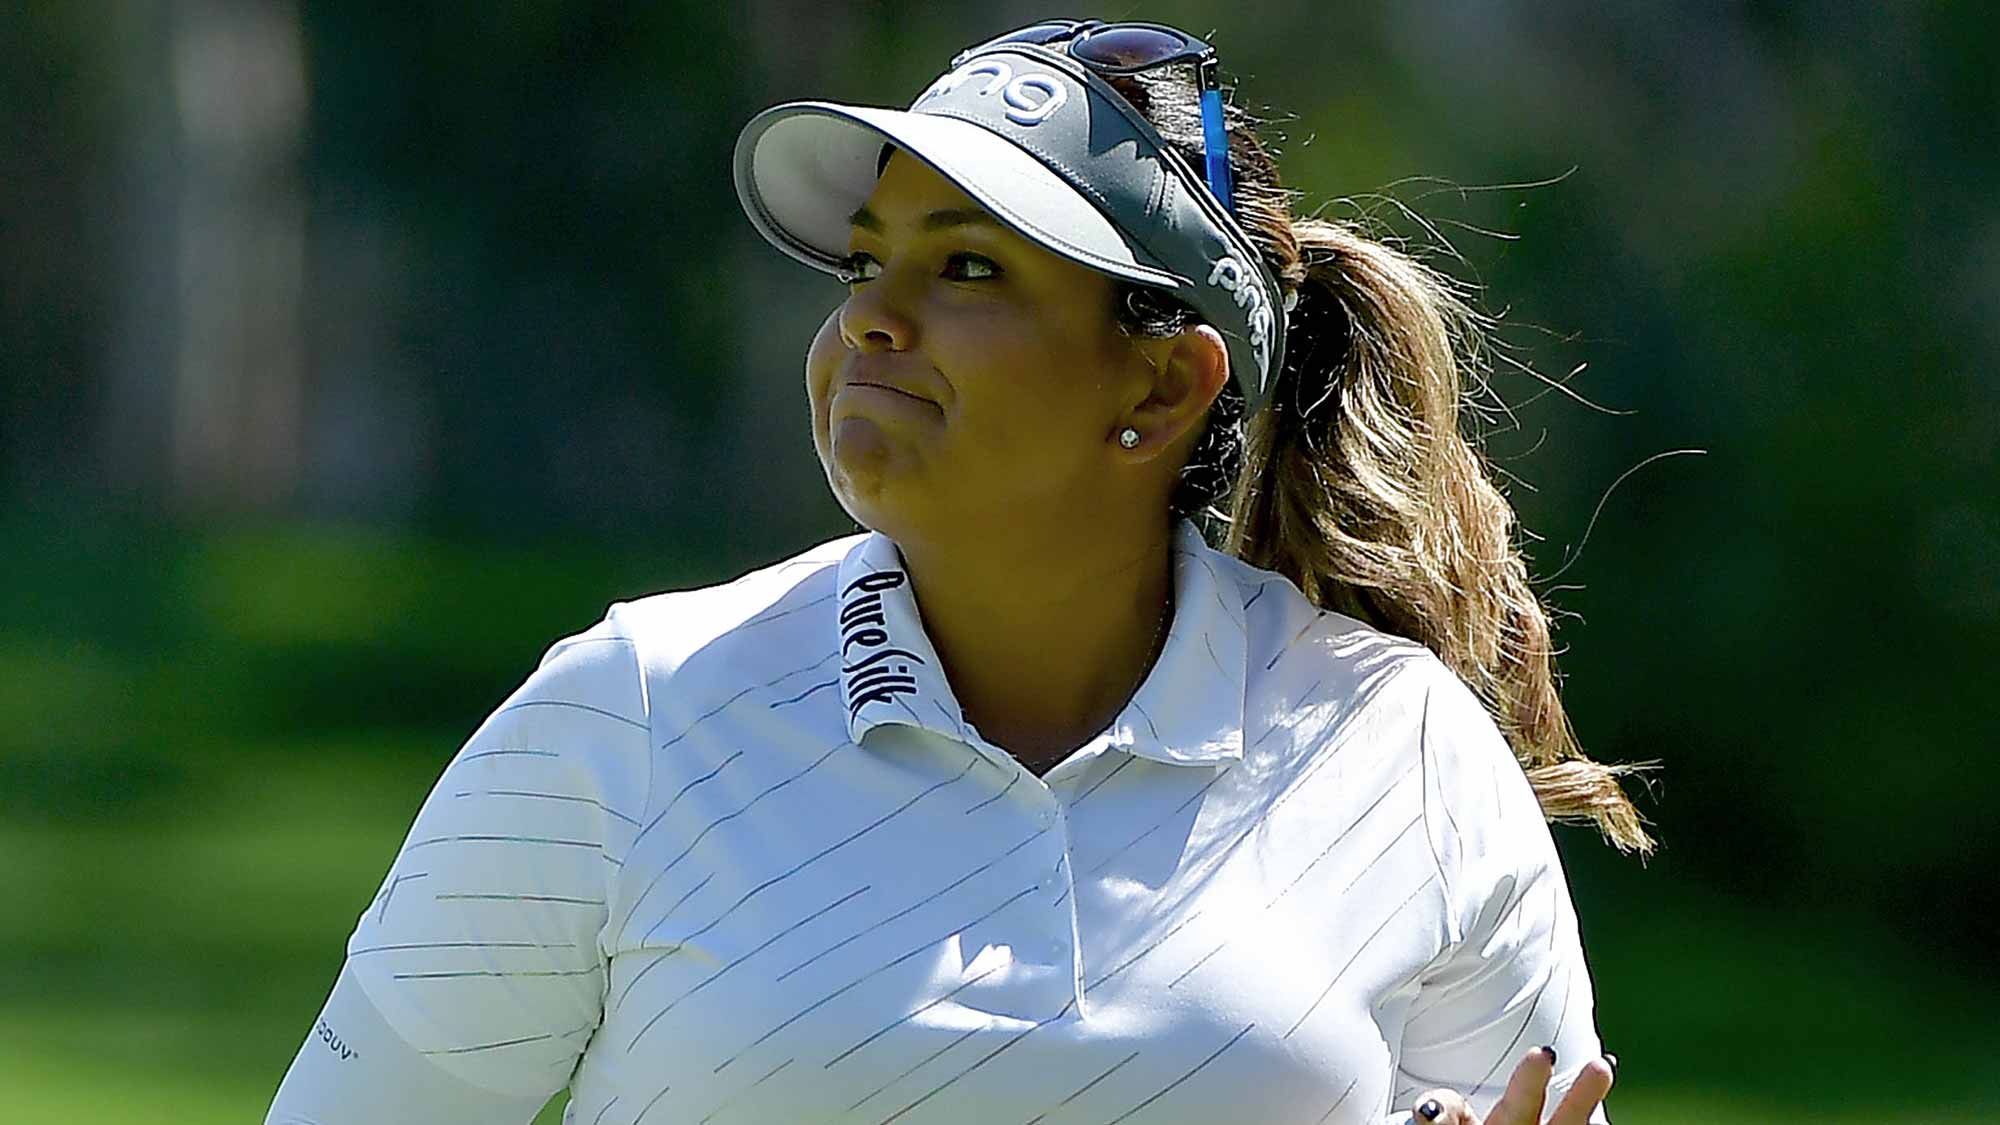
[296,520,1610,1124]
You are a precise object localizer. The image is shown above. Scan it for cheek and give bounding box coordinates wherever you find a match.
[947,323,1115,445]
[804,307,844,452]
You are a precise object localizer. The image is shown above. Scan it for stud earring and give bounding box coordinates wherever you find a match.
[1118,427,1141,449]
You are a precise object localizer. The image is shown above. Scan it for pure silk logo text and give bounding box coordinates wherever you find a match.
[839,569,924,719]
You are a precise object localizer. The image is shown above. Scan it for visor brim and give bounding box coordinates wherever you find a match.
[734,102,1186,291]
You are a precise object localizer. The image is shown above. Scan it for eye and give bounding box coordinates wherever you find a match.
[836,251,882,284]
[941,252,1002,282]
[837,249,1003,285]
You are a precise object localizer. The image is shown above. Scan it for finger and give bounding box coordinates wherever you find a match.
[1409,1089,1478,1124]
[1545,1056,1615,1125]
[1486,1045,1555,1124]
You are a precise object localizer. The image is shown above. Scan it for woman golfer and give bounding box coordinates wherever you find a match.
[269,19,1647,1125]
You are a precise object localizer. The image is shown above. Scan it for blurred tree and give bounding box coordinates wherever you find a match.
[1,0,1994,984]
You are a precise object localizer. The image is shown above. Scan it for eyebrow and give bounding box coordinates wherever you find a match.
[847,205,1004,233]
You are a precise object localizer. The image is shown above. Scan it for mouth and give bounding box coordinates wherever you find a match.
[843,380,937,407]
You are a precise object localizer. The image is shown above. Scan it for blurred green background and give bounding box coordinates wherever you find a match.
[3,2,1996,1122]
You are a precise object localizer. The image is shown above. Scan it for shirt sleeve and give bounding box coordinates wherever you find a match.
[264,960,548,1125]
[269,611,653,1115]
[1384,665,1612,1125]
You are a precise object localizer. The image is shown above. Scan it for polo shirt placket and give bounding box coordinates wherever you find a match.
[832,522,1248,1027]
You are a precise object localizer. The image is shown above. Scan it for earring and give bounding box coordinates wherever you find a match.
[1118,427,1141,449]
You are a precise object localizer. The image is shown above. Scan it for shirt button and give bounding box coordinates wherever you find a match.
[1035,807,1056,829]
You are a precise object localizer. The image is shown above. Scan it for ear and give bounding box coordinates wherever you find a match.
[1115,324,1229,461]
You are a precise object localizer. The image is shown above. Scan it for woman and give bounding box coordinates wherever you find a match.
[268,20,1647,1125]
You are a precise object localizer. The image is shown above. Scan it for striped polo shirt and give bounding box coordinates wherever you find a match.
[342,519,1610,1124]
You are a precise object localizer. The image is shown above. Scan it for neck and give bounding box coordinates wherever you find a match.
[892,511,1176,764]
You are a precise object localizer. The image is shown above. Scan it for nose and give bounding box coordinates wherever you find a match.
[837,280,917,353]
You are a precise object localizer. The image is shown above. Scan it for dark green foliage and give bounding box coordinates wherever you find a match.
[2,3,1995,1118]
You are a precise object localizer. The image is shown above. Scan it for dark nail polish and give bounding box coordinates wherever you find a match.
[1540,1045,1557,1065]
[1417,1099,1444,1122]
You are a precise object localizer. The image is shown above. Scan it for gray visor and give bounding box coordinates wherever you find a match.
[733,43,1287,415]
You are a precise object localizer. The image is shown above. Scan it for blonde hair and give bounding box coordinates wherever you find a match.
[1111,73,1655,855]
[1230,218,1652,854]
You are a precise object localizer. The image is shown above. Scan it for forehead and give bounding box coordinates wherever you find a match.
[868,149,983,211]
[852,151,1033,248]
[858,153,1111,277]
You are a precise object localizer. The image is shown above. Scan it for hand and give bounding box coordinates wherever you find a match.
[1408,1046,1615,1125]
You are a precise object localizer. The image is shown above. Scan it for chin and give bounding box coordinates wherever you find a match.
[825,429,915,534]
[829,484,916,543]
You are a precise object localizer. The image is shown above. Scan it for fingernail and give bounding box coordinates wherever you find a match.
[1540,1045,1558,1065]
[1417,1100,1444,1122]
[1604,1052,1619,1074]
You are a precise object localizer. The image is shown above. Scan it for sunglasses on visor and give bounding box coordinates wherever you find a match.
[949,20,1235,214]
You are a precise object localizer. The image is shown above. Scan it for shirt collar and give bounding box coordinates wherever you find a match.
[834,520,1247,768]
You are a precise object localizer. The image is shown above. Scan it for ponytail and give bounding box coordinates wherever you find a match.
[1103,65,1653,855]
[1226,217,1654,855]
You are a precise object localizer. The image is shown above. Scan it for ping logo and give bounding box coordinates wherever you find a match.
[916,59,1067,126]
[1207,254,1276,358]
[839,569,924,718]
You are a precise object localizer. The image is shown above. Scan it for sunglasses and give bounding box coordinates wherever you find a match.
[950,20,1234,214]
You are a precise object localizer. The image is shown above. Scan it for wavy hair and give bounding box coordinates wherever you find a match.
[1107,70,1654,854]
